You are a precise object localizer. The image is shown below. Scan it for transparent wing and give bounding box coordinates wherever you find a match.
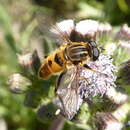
[55,66,83,120]
[38,19,75,45]
[50,20,75,46]
[51,24,71,43]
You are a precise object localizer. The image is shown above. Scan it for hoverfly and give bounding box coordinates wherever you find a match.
[38,20,99,80]
[38,20,100,119]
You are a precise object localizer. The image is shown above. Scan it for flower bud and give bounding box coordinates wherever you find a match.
[72,103,90,124]
[17,50,41,78]
[37,103,58,123]
[117,24,130,40]
[8,73,31,94]
[98,23,112,33]
[119,40,130,51]
[95,112,123,130]
[97,23,112,39]
[117,60,130,85]
[24,89,41,108]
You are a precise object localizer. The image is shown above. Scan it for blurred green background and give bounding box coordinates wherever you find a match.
[0,0,130,130]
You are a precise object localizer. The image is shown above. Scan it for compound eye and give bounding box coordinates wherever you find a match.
[92,48,99,61]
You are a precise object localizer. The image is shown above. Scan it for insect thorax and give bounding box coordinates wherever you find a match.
[64,42,92,64]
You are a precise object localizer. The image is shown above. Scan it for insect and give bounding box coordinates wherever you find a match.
[38,33,99,80]
[55,64,101,120]
[38,21,100,119]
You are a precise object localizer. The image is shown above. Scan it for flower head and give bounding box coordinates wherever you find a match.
[79,54,117,99]
[8,73,31,93]
[75,20,99,39]
[119,40,130,51]
[51,19,112,45]
[118,59,130,85]
[117,24,130,40]
[17,50,40,77]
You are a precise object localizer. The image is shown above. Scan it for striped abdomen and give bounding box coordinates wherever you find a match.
[38,48,66,79]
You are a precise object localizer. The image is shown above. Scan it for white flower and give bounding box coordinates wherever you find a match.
[75,20,99,36]
[51,19,112,42]
[98,23,112,33]
[79,54,117,99]
[117,24,130,40]
[8,73,31,93]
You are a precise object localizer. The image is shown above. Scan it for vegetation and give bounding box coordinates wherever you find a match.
[0,0,130,130]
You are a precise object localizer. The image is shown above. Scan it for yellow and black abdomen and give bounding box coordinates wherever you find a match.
[38,47,66,80]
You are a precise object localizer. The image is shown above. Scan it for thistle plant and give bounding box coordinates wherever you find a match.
[8,19,130,130]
